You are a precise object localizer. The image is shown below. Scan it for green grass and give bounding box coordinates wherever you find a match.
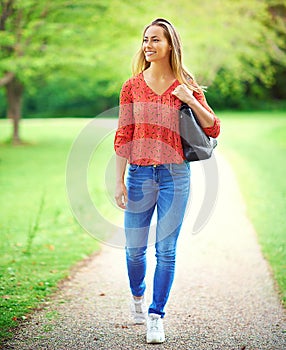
[219,110,286,306]
[0,118,117,341]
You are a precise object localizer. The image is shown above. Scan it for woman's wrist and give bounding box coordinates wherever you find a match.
[116,178,125,185]
[186,96,198,108]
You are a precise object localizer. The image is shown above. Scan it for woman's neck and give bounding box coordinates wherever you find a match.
[145,62,175,81]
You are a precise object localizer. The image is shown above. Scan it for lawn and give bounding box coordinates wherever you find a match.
[0,118,118,341]
[0,112,285,342]
[219,110,286,306]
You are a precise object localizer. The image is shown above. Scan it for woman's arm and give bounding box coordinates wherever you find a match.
[185,95,214,128]
[172,84,220,137]
[114,79,134,209]
[114,79,135,157]
[114,155,128,209]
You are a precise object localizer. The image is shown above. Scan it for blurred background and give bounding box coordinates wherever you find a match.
[1,0,285,127]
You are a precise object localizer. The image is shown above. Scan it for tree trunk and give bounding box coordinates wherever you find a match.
[5,77,24,144]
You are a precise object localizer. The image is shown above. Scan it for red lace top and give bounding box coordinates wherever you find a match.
[114,72,220,166]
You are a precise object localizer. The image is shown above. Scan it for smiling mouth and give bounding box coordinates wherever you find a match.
[145,51,156,57]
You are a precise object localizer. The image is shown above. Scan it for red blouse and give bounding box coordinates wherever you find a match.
[114,72,220,166]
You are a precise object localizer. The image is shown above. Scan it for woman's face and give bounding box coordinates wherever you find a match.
[142,25,171,63]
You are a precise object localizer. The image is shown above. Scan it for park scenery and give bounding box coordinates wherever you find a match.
[0,0,286,347]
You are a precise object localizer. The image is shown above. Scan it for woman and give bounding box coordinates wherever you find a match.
[114,18,220,344]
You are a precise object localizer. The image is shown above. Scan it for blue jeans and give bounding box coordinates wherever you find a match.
[125,162,190,318]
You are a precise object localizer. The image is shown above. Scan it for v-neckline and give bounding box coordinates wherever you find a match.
[141,72,178,97]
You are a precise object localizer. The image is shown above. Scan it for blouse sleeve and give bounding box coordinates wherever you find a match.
[193,89,221,139]
[114,79,134,159]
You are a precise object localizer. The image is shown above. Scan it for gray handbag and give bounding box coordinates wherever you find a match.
[179,103,217,162]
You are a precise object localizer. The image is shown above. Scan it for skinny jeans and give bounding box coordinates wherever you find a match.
[125,162,190,317]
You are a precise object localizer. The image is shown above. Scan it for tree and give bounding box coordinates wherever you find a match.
[0,1,85,142]
[0,0,140,143]
[1,0,285,142]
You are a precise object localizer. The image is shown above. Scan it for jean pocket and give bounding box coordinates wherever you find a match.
[129,164,140,173]
[171,162,190,176]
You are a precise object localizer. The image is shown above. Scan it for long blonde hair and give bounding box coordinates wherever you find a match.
[132,18,201,93]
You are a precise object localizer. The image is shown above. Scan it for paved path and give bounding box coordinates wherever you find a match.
[2,154,286,349]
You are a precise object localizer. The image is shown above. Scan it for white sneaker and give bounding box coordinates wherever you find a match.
[146,313,165,343]
[130,296,147,324]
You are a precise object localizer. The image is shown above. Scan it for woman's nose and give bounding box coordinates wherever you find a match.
[144,40,152,49]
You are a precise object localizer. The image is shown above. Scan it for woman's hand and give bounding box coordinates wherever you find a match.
[115,181,128,209]
[172,84,196,106]
[115,155,128,209]
[173,84,215,128]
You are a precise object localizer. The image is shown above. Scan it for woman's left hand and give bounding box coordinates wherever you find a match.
[172,84,196,106]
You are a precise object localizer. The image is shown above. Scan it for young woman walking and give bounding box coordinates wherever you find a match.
[114,18,220,344]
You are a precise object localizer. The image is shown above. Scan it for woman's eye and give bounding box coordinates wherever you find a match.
[142,38,159,44]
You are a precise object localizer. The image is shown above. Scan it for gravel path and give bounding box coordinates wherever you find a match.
[2,153,286,350]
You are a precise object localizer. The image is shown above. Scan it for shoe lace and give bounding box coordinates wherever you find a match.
[149,317,160,331]
[134,302,143,314]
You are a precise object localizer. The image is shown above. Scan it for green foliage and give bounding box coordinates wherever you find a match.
[0,0,140,90]
[0,0,286,116]
[220,111,286,306]
[179,0,280,83]
[22,78,119,117]
[0,118,102,341]
[206,70,286,111]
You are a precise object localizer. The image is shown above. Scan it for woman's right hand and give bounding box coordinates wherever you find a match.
[115,181,128,209]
